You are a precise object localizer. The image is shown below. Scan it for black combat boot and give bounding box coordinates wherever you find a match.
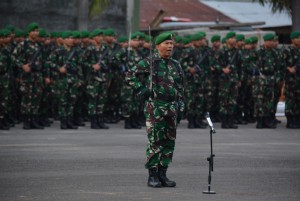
[60,117,68,129]
[0,118,10,130]
[256,117,264,129]
[221,115,230,129]
[187,114,195,129]
[228,115,238,129]
[39,115,51,127]
[67,117,78,129]
[194,115,207,129]
[263,117,276,129]
[124,117,132,129]
[98,114,109,129]
[147,168,161,188]
[131,115,141,129]
[73,115,85,127]
[30,115,44,129]
[286,115,296,129]
[23,115,31,129]
[91,115,100,129]
[158,166,176,187]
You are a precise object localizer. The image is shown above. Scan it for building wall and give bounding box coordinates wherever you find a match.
[0,0,127,35]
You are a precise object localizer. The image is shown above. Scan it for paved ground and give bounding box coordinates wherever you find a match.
[0,117,299,201]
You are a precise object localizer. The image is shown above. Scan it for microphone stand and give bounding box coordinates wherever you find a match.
[203,112,216,194]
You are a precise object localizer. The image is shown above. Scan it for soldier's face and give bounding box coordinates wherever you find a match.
[130,39,140,49]
[292,37,300,47]
[227,37,236,47]
[64,37,74,47]
[156,40,174,58]
[29,29,39,40]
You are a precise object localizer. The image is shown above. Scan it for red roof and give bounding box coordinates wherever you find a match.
[140,0,237,29]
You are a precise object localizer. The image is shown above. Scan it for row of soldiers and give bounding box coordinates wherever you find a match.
[0,22,300,130]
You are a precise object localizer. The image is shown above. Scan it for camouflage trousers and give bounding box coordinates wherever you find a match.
[86,80,107,116]
[120,83,138,117]
[53,78,78,118]
[285,75,300,116]
[185,80,206,117]
[19,74,44,115]
[253,76,275,117]
[0,76,9,117]
[218,76,238,116]
[144,100,178,169]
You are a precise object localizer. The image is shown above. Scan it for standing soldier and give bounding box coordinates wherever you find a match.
[103,28,121,123]
[114,32,144,129]
[253,33,278,128]
[80,29,109,129]
[12,22,45,129]
[126,32,185,188]
[215,31,240,129]
[182,32,208,129]
[241,38,257,123]
[284,31,300,128]
[46,31,82,129]
[0,29,12,130]
[208,35,221,122]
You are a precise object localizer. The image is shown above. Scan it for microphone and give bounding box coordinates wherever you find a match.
[205,112,216,133]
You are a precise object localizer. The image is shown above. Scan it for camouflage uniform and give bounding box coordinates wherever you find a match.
[114,45,144,128]
[80,43,109,129]
[215,45,240,128]
[253,45,279,128]
[284,45,300,128]
[126,49,185,169]
[182,45,210,128]
[0,42,11,129]
[47,45,82,129]
[13,38,44,129]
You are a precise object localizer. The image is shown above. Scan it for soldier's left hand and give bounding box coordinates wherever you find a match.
[93,63,101,71]
[45,77,51,84]
[287,66,296,74]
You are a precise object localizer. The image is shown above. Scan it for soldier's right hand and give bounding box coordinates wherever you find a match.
[222,66,231,74]
[287,66,296,74]
[188,67,197,75]
[59,66,67,74]
[93,63,101,71]
[22,64,31,73]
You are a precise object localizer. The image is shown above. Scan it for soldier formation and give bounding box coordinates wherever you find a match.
[0,22,300,130]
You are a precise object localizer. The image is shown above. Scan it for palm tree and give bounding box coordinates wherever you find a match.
[253,0,300,31]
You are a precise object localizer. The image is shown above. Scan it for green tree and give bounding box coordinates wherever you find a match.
[252,0,300,31]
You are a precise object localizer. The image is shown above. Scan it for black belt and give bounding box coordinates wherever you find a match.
[153,94,178,102]
[261,72,274,76]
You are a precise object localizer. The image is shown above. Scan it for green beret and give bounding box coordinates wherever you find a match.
[38,28,47,37]
[250,36,258,43]
[236,34,245,42]
[80,30,90,38]
[117,36,127,43]
[5,25,15,32]
[27,22,39,33]
[61,31,73,39]
[103,28,117,36]
[221,37,227,43]
[211,35,221,42]
[136,31,145,39]
[1,29,11,37]
[131,32,142,40]
[263,33,275,41]
[175,35,182,43]
[226,31,236,40]
[290,31,300,39]
[182,37,191,45]
[91,29,104,37]
[15,29,25,37]
[191,33,205,41]
[72,31,81,39]
[244,38,252,45]
[155,32,174,45]
[144,35,151,43]
[197,31,206,37]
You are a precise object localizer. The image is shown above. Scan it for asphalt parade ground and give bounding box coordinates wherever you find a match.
[0,117,299,201]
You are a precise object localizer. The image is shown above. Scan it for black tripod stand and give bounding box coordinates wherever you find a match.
[203,112,216,194]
